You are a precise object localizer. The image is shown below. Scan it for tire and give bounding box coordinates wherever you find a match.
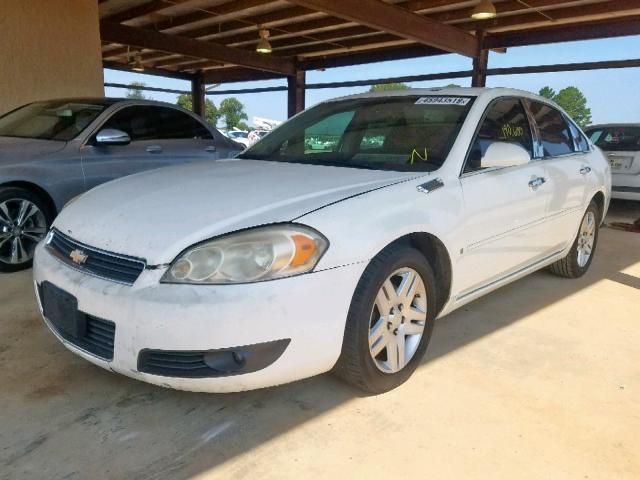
[0,187,53,272]
[333,244,437,394]
[548,200,600,279]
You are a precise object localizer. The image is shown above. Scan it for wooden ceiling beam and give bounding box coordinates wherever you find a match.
[194,1,470,41]
[460,0,640,32]
[103,60,195,80]
[100,21,296,75]
[300,44,443,69]
[131,0,286,32]
[282,0,478,56]
[184,7,321,39]
[270,0,640,57]
[225,0,609,51]
[203,68,286,84]
[485,15,640,48]
[102,1,175,23]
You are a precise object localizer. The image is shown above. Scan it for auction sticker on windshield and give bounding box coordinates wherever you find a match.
[415,96,471,106]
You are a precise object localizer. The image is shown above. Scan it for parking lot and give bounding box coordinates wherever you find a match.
[1,200,638,480]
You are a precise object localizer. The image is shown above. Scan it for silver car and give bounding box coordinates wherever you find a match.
[0,98,243,271]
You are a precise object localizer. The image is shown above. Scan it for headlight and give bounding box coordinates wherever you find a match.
[161,224,328,284]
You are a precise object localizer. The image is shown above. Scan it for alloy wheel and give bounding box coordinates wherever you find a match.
[368,267,427,373]
[576,211,596,268]
[0,198,47,265]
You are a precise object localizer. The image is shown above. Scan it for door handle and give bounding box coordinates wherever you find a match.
[528,176,546,190]
[205,146,217,153]
[146,145,162,154]
[580,166,592,175]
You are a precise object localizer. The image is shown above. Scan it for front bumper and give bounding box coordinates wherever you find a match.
[33,242,364,392]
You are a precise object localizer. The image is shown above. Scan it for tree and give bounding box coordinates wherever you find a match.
[219,97,248,130]
[538,86,556,100]
[176,93,220,126]
[126,81,148,100]
[553,87,592,128]
[538,86,592,128]
[369,82,410,92]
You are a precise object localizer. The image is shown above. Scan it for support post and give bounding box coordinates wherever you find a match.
[287,70,306,118]
[191,72,205,119]
[471,32,488,88]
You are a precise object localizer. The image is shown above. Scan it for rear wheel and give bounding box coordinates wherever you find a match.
[0,187,52,272]
[334,244,437,393]
[548,201,600,279]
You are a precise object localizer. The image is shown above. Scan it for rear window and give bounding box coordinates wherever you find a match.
[586,126,640,152]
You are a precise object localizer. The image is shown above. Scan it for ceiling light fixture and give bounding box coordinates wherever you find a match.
[471,0,497,19]
[256,28,272,54]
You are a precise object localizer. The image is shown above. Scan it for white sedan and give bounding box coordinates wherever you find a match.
[33,88,610,393]
[584,124,640,201]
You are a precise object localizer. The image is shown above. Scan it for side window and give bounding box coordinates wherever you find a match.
[465,98,532,173]
[567,121,590,153]
[158,108,213,140]
[102,106,162,141]
[529,102,574,157]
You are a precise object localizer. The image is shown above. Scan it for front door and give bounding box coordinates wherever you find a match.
[456,98,552,297]
[81,105,219,190]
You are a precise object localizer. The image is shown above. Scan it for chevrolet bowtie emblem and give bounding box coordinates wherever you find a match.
[70,249,88,265]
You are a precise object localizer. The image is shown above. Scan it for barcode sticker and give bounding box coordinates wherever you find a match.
[415,96,471,106]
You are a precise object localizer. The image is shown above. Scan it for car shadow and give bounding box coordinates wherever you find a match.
[0,201,639,479]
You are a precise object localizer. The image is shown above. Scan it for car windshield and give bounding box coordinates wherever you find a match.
[238,95,474,171]
[0,100,108,141]
[586,126,640,152]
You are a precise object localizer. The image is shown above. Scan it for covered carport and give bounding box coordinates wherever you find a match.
[1,1,640,479]
[95,0,640,118]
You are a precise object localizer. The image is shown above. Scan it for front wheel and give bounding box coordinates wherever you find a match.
[0,187,52,272]
[548,201,600,279]
[333,244,437,394]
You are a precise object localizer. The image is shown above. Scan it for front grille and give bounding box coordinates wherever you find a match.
[46,229,145,285]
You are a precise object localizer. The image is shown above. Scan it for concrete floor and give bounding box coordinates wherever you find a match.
[1,201,639,480]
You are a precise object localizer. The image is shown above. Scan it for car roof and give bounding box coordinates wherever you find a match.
[31,97,187,109]
[323,86,551,104]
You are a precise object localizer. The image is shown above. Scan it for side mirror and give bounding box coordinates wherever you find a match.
[481,142,530,169]
[95,128,131,146]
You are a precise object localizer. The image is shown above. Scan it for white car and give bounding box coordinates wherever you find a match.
[584,124,640,201]
[33,88,610,394]
[225,130,251,148]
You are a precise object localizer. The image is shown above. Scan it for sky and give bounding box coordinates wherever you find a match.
[104,36,640,127]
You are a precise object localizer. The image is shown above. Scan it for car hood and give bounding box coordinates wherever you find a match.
[54,159,420,265]
[0,137,67,165]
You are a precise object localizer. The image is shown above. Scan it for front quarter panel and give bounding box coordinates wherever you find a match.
[0,145,85,212]
[300,176,463,275]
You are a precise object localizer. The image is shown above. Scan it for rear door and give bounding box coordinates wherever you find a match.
[527,100,591,249]
[456,98,552,297]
